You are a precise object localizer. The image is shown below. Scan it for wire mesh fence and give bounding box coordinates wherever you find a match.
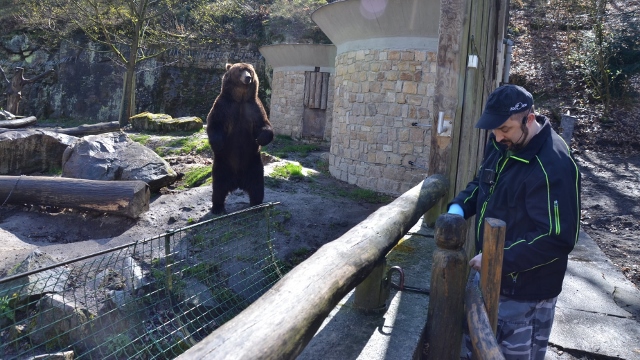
[0,203,284,359]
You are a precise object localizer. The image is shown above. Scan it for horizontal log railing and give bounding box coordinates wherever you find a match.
[177,174,449,360]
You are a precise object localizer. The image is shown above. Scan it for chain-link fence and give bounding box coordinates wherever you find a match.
[0,203,284,359]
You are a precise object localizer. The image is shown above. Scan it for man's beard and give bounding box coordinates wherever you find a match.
[501,124,529,152]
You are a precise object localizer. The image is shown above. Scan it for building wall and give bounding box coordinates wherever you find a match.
[329,48,437,195]
[269,69,334,141]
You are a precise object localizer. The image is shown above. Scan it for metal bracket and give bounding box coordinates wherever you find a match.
[386,266,430,295]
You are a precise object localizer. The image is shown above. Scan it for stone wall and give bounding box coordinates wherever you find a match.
[269,70,334,141]
[329,49,437,195]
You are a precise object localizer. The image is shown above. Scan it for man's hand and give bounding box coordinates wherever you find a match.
[469,253,483,271]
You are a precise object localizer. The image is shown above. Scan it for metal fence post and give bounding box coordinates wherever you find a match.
[165,230,174,292]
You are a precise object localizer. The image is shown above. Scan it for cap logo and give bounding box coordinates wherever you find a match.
[510,102,529,112]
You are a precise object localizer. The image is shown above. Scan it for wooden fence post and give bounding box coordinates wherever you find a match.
[479,218,506,334]
[422,213,468,359]
[353,258,389,313]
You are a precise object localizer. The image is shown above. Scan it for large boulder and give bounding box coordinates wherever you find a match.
[130,112,203,132]
[0,250,70,302]
[61,132,177,192]
[0,130,78,175]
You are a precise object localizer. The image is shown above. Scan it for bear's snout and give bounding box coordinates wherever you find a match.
[241,70,252,85]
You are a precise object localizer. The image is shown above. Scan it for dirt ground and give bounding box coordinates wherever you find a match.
[0,137,390,278]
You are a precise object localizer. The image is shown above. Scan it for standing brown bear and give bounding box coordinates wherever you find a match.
[206,62,274,214]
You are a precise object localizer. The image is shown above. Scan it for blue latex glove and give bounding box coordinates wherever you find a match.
[448,203,464,217]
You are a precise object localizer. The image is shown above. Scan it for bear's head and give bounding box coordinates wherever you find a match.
[222,62,259,101]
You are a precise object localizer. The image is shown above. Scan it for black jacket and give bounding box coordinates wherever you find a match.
[450,116,581,300]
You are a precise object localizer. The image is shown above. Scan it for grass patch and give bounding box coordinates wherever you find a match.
[264,135,320,158]
[270,163,304,180]
[336,187,393,204]
[182,166,212,188]
[129,134,151,146]
[155,134,210,156]
[289,247,313,266]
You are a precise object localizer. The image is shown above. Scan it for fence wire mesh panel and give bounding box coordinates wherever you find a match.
[0,203,283,360]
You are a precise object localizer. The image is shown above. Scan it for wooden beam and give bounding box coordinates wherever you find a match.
[177,174,449,360]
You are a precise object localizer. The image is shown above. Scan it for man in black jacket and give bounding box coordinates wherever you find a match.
[449,85,581,360]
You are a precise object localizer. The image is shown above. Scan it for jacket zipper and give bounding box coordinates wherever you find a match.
[554,200,560,235]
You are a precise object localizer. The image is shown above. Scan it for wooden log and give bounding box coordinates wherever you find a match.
[480,218,506,334]
[0,175,149,218]
[0,116,37,129]
[177,174,449,360]
[422,213,468,359]
[48,121,121,136]
[465,275,505,360]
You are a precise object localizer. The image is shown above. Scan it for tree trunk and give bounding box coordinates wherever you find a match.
[0,175,149,218]
[118,2,143,127]
[6,67,54,115]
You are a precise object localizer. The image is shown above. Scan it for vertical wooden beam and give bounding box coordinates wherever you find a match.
[314,72,323,109]
[480,217,506,333]
[425,0,469,226]
[320,72,329,110]
[304,71,311,107]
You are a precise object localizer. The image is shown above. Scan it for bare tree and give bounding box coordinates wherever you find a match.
[22,0,196,126]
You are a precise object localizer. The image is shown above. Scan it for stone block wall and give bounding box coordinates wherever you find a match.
[269,70,334,141]
[329,49,437,195]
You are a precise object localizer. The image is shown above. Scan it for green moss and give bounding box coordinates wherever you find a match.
[183,166,212,188]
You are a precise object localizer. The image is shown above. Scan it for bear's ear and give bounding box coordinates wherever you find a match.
[226,63,233,71]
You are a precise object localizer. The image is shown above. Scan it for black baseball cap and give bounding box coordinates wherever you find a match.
[475,85,533,129]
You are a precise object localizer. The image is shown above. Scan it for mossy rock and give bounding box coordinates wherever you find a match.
[130,112,203,133]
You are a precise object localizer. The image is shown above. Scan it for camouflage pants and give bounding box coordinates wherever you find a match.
[494,295,558,360]
[463,278,558,360]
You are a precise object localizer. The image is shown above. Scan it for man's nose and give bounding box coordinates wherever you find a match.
[493,130,503,142]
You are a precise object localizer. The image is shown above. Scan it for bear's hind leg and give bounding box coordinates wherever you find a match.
[212,169,232,214]
[241,164,265,207]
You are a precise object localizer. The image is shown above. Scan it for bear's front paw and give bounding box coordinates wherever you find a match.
[256,130,274,146]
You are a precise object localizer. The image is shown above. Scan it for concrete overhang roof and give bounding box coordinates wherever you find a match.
[259,44,337,72]
[311,0,440,53]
